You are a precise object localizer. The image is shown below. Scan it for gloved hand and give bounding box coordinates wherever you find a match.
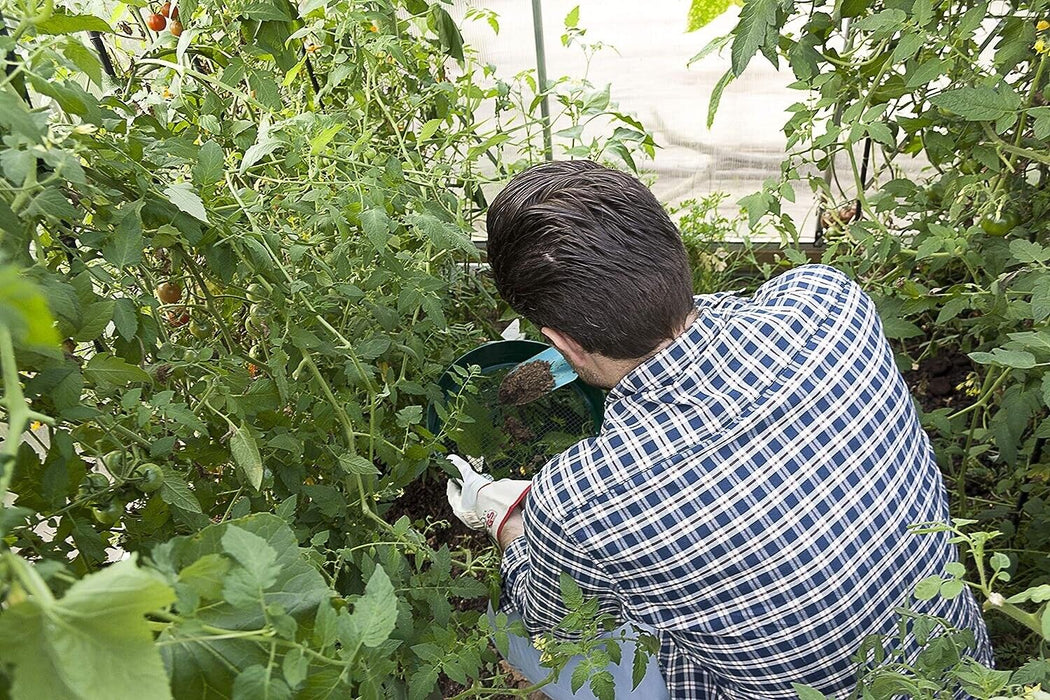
[445,455,531,540]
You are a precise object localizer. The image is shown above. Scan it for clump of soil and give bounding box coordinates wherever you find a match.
[498,360,555,406]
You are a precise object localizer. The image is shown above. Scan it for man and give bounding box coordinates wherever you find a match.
[447,160,992,699]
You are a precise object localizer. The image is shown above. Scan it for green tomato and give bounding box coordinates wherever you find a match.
[91,500,123,526]
[925,181,945,206]
[805,12,834,41]
[78,472,110,498]
[188,317,213,339]
[980,211,1019,236]
[136,463,165,493]
[246,283,267,303]
[245,305,269,335]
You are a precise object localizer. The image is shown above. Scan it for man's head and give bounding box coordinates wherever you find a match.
[486,160,694,387]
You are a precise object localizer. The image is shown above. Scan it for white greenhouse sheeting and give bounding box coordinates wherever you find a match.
[453,0,819,239]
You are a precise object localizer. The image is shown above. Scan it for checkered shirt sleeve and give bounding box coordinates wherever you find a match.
[500,265,992,699]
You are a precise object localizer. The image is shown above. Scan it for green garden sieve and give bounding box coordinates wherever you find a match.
[427,340,605,480]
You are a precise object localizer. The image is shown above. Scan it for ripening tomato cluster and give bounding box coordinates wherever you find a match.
[147,2,183,36]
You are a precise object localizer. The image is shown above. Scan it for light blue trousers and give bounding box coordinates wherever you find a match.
[489,606,670,700]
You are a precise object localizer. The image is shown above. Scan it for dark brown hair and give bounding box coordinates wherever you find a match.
[486,160,694,360]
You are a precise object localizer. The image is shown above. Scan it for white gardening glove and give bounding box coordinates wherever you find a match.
[445,455,531,540]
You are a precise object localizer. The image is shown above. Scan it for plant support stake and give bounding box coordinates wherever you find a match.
[531,0,552,161]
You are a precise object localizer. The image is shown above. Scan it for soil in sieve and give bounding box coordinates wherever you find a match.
[498,360,556,406]
[448,367,595,481]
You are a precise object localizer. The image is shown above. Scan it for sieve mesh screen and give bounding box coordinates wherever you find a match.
[444,366,598,479]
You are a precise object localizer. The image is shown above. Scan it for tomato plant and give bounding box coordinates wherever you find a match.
[0,1,656,697]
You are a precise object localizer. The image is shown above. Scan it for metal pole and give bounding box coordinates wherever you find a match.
[530,0,553,161]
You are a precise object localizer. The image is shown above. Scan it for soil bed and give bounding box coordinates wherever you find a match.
[904,349,975,414]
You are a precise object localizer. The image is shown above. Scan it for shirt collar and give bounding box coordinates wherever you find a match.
[605,293,739,403]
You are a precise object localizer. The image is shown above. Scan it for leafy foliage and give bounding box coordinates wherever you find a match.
[0,0,657,697]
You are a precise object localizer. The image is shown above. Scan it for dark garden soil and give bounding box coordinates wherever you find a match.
[498,360,555,406]
[384,472,492,585]
[903,348,976,414]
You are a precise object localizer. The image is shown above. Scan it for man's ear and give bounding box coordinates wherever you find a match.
[541,327,589,367]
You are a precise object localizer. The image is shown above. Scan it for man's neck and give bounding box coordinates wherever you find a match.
[601,309,700,388]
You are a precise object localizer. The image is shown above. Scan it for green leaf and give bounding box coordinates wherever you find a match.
[244,0,292,21]
[282,647,308,688]
[1010,239,1050,264]
[159,468,204,513]
[730,0,779,76]
[347,565,398,647]
[62,38,103,87]
[178,553,231,600]
[164,183,210,224]
[27,186,78,220]
[339,454,380,476]
[968,348,1036,369]
[914,574,944,600]
[571,663,590,693]
[240,128,282,173]
[905,58,947,88]
[559,571,584,609]
[83,353,151,386]
[930,86,1022,122]
[430,6,464,61]
[589,669,614,700]
[309,123,343,155]
[0,267,59,347]
[74,300,114,342]
[248,71,282,111]
[688,0,740,31]
[0,556,174,700]
[418,118,442,142]
[408,665,440,700]
[361,208,392,251]
[880,315,923,340]
[565,5,580,28]
[1042,605,1050,642]
[103,203,144,269]
[632,644,649,689]
[112,298,138,341]
[0,92,47,143]
[193,141,225,186]
[939,578,964,599]
[889,33,923,64]
[707,69,734,128]
[410,212,473,252]
[794,684,830,700]
[1007,584,1050,604]
[222,525,280,589]
[35,11,113,34]
[159,517,328,696]
[233,665,291,700]
[230,422,264,490]
[1030,106,1050,140]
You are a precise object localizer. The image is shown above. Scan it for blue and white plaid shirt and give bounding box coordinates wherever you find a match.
[501,265,992,699]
